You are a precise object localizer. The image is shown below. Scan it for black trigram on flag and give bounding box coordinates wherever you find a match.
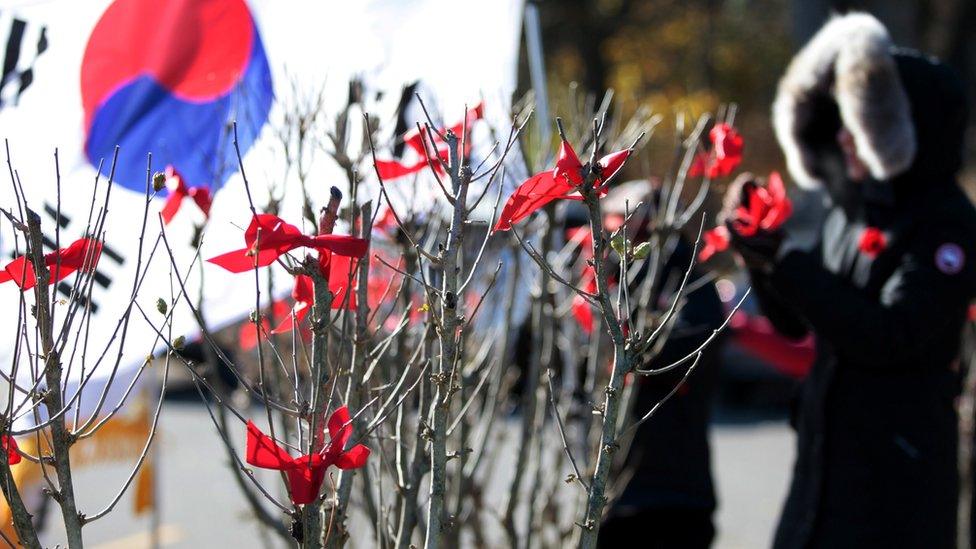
[0,11,47,107]
[39,202,124,314]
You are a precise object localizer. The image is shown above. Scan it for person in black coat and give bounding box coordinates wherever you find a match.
[727,13,976,548]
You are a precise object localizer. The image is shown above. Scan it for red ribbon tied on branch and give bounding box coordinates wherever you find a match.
[0,237,102,290]
[564,226,598,334]
[373,207,398,236]
[245,406,370,505]
[375,103,484,180]
[271,275,314,335]
[572,265,598,334]
[238,300,292,351]
[698,226,732,262]
[858,227,887,258]
[494,138,631,232]
[271,255,357,334]
[160,165,212,225]
[689,123,744,179]
[207,214,367,274]
[2,435,20,465]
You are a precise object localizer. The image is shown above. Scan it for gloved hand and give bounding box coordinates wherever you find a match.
[726,221,783,272]
[718,172,756,224]
[719,172,787,272]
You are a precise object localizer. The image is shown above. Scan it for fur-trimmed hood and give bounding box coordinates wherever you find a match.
[773,13,967,191]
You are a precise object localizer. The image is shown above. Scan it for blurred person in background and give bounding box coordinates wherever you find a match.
[596,181,727,548]
[726,13,976,548]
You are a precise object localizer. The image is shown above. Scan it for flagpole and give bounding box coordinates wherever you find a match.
[523,1,550,148]
[149,385,160,549]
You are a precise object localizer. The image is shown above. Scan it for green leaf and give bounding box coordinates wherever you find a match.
[610,234,627,256]
[155,298,167,316]
[632,242,651,260]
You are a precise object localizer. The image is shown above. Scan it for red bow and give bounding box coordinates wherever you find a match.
[689,123,744,179]
[698,225,732,262]
[316,253,358,311]
[2,435,20,465]
[572,265,598,334]
[494,139,631,232]
[564,226,624,335]
[730,172,792,237]
[375,103,484,180]
[858,227,887,258]
[0,238,102,291]
[271,275,314,335]
[239,300,292,350]
[245,406,370,505]
[271,256,357,334]
[207,214,367,274]
[565,227,596,333]
[160,166,212,225]
[373,207,398,235]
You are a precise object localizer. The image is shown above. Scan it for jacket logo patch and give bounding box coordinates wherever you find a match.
[935,243,965,275]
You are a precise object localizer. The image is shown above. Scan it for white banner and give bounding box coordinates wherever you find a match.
[0,0,524,424]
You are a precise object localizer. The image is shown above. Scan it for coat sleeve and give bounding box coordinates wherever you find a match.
[767,222,976,370]
[747,267,810,340]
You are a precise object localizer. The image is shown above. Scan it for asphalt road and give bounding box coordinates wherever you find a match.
[37,401,794,548]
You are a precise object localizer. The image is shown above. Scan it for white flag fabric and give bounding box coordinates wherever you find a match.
[0,0,524,426]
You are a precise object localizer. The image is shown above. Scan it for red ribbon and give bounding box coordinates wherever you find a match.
[689,123,744,179]
[2,435,20,465]
[698,172,792,262]
[565,227,596,333]
[376,103,484,181]
[245,406,370,505]
[207,214,367,274]
[564,226,625,335]
[698,226,732,262]
[317,253,358,310]
[160,166,212,225]
[373,207,398,235]
[730,311,815,378]
[271,255,357,334]
[271,275,314,335]
[731,172,792,237]
[858,227,887,258]
[572,265,598,334]
[0,238,102,291]
[238,300,292,350]
[494,138,631,232]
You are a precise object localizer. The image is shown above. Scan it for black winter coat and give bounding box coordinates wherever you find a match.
[766,181,976,548]
[761,37,976,549]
